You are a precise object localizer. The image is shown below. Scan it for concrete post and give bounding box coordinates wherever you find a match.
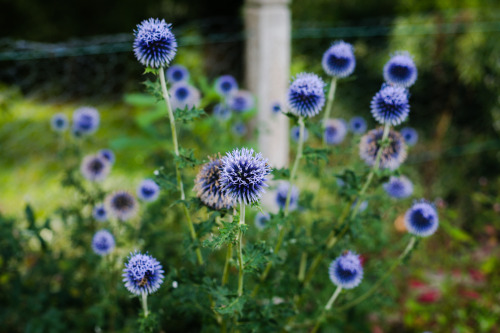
[244,0,291,168]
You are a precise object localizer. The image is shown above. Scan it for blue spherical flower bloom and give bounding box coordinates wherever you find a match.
[195,156,235,210]
[51,113,68,132]
[271,102,281,114]
[92,229,115,256]
[275,181,299,211]
[133,18,177,68]
[254,212,271,230]
[324,118,348,145]
[228,90,254,113]
[383,176,414,199]
[370,84,410,126]
[220,148,272,205]
[213,103,232,121]
[106,191,138,221]
[99,149,115,164]
[328,251,364,289]
[290,126,309,143]
[232,122,247,137]
[170,82,200,111]
[166,64,189,83]
[215,75,238,96]
[80,154,111,182]
[383,52,418,88]
[322,41,356,78]
[401,127,418,146]
[72,107,100,135]
[92,204,108,222]
[404,200,439,237]
[349,116,367,135]
[287,73,325,118]
[359,128,407,170]
[137,179,160,202]
[123,251,164,296]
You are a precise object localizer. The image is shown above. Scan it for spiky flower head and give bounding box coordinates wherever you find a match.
[232,122,247,137]
[99,149,115,164]
[359,127,407,170]
[51,113,68,132]
[166,64,189,83]
[401,127,418,146]
[123,251,164,296]
[349,116,367,135]
[291,126,309,143]
[254,212,271,230]
[383,52,418,88]
[383,176,414,199]
[72,107,100,135]
[220,148,272,205]
[92,204,108,222]
[92,229,115,256]
[324,118,348,145]
[322,41,356,78]
[287,73,325,118]
[329,251,364,289]
[133,18,177,68]
[215,75,238,96]
[195,156,235,210]
[228,90,254,113]
[137,179,160,202]
[170,82,200,111]
[370,84,410,126]
[271,102,281,114]
[106,191,138,221]
[213,103,231,121]
[275,181,299,212]
[80,154,111,182]
[404,200,439,237]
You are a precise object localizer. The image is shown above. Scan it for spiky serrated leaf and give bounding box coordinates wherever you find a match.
[174,147,204,169]
[173,106,206,123]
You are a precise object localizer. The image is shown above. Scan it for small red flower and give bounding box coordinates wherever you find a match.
[417,289,441,303]
[469,269,486,283]
[409,279,426,289]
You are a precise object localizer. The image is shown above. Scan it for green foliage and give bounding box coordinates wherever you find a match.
[174,106,206,123]
[174,147,205,169]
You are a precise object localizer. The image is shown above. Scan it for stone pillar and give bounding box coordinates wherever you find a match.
[244,0,291,168]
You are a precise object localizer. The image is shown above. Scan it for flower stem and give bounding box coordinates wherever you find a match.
[141,292,149,318]
[311,286,342,333]
[159,67,203,266]
[237,202,246,297]
[252,117,305,296]
[222,243,233,286]
[322,78,337,129]
[336,236,417,311]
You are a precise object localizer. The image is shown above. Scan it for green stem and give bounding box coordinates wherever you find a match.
[311,286,342,333]
[336,236,417,311]
[141,292,149,318]
[159,67,204,266]
[237,202,246,297]
[297,252,308,282]
[222,243,233,286]
[322,78,337,129]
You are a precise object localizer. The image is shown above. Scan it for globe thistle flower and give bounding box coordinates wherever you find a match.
[51,113,68,132]
[271,102,281,114]
[370,84,410,126]
[275,181,299,211]
[195,156,235,210]
[290,126,309,143]
[329,251,364,289]
[401,127,418,146]
[359,128,407,170]
[404,200,439,237]
[228,90,254,113]
[133,18,177,68]
[324,118,348,145]
[213,103,231,121]
[99,149,115,164]
[220,148,272,205]
[349,116,367,135]
[383,52,418,88]
[287,73,325,118]
[232,122,247,137]
[166,64,189,83]
[92,204,108,222]
[137,179,160,202]
[72,107,100,135]
[80,154,111,182]
[106,191,138,221]
[215,75,238,96]
[123,251,164,296]
[322,41,356,78]
[170,82,200,111]
[254,212,270,230]
[383,176,414,199]
[92,229,115,256]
